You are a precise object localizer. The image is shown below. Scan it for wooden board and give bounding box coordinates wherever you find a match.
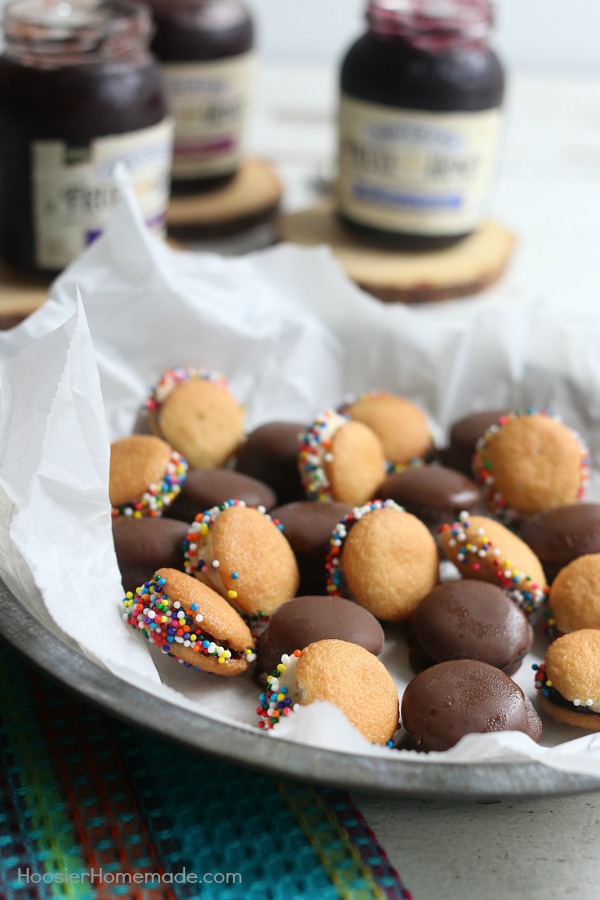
[278,202,517,303]
[167,157,282,238]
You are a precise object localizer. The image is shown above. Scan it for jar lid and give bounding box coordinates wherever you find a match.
[367,0,493,50]
[3,0,153,67]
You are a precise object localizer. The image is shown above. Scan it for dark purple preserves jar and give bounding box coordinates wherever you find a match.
[336,0,505,248]
[0,0,173,274]
[147,0,254,193]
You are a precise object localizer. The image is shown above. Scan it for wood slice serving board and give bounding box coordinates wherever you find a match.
[167,158,283,238]
[278,201,516,304]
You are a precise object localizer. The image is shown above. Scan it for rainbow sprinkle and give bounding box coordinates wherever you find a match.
[146,366,230,414]
[472,409,590,524]
[298,410,349,501]
[122,573,256,668]
[325,499,405,596]
[439,511,547,615]
[111,448,188,519]
[257,650,302,730]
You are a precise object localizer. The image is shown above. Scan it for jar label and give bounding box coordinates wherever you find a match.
[162,53,254,179]
[32,119,173,270]
[337,96,502,235]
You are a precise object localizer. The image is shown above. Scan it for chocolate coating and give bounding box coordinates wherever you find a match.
[520,504,600,583]
[411,581,533,674]
[401,659,539,752]
[271,500,352,595]
[257,595,384,676]
[165,468,276,522]
[442,409,507,476]
[112,517,189,593]
[235,421,305,504]
[377,465,481,531]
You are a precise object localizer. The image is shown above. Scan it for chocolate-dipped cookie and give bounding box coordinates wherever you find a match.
[183,500,300,617]
[270,500,352,595]
[472,410,589,524]
[256,595,384,678]
[520,504,600,583]
[439,512,547,615]
[411,580,533,675]
[546,554,600,638]
[298,410,386,505]
[257,639,399,745]
[326,500,438,622]
[235,421,306,504]
[401,659,542,751]
[110,435,188,519]
[123,568,256,675]
[442,409,507,476]
[534,630,600,730]
[166,468,276,522]
[377,465,481,533]
[113,517,189,593]
[147,366,245,469]
[341,390,433,469]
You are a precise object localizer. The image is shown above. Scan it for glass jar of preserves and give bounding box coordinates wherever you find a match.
[147,0,254,193]
[336,0,505,248]
[0,0,173,274]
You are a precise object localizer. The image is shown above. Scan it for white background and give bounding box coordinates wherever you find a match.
[245,0,600,73]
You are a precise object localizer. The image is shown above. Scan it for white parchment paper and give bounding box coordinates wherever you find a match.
[2,183,600,775]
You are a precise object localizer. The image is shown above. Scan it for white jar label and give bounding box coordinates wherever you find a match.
[32,119,173,270]
[337,95,502,236]
[163,53,254,179]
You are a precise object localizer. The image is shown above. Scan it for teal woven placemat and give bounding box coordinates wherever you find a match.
[0,641,412,899]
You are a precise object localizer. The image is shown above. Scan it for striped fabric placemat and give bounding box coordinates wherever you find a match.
[0,641,412,899]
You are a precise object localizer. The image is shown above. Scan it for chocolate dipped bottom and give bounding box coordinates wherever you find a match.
[377,465,481,532]
[271,500,352,595]
[401,659,541,752]
[256,595,384,677]
[410,581,533,675]
[165,468,276,522]
[113,517,189,593]
[442,409,507,476]
[520,503,600,583]
[235,422,305,504]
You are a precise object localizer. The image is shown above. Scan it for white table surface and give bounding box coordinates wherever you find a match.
[244,62,600,900]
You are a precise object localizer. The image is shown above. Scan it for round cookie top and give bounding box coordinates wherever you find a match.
[547,554,600,637]
[123,568,256,675]
[109,435,188,518]
[326,500,438,622]
[438,512,547,615]
[257,595,384,676]
[257,640,399,745]
[147,366,245,469]
[411,580,533,673]
[183,500,300,617]
[298,410,386,505]
[401,659,538,752]
[472,410,589,522]
[341,390,432,468]
[537,630,600,715]
[377,464,481,530]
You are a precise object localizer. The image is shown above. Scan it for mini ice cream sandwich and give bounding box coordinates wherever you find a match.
[534,630,600,730]
[147,366,245,469]
[110,434,188,519]
[123,568,256,675]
